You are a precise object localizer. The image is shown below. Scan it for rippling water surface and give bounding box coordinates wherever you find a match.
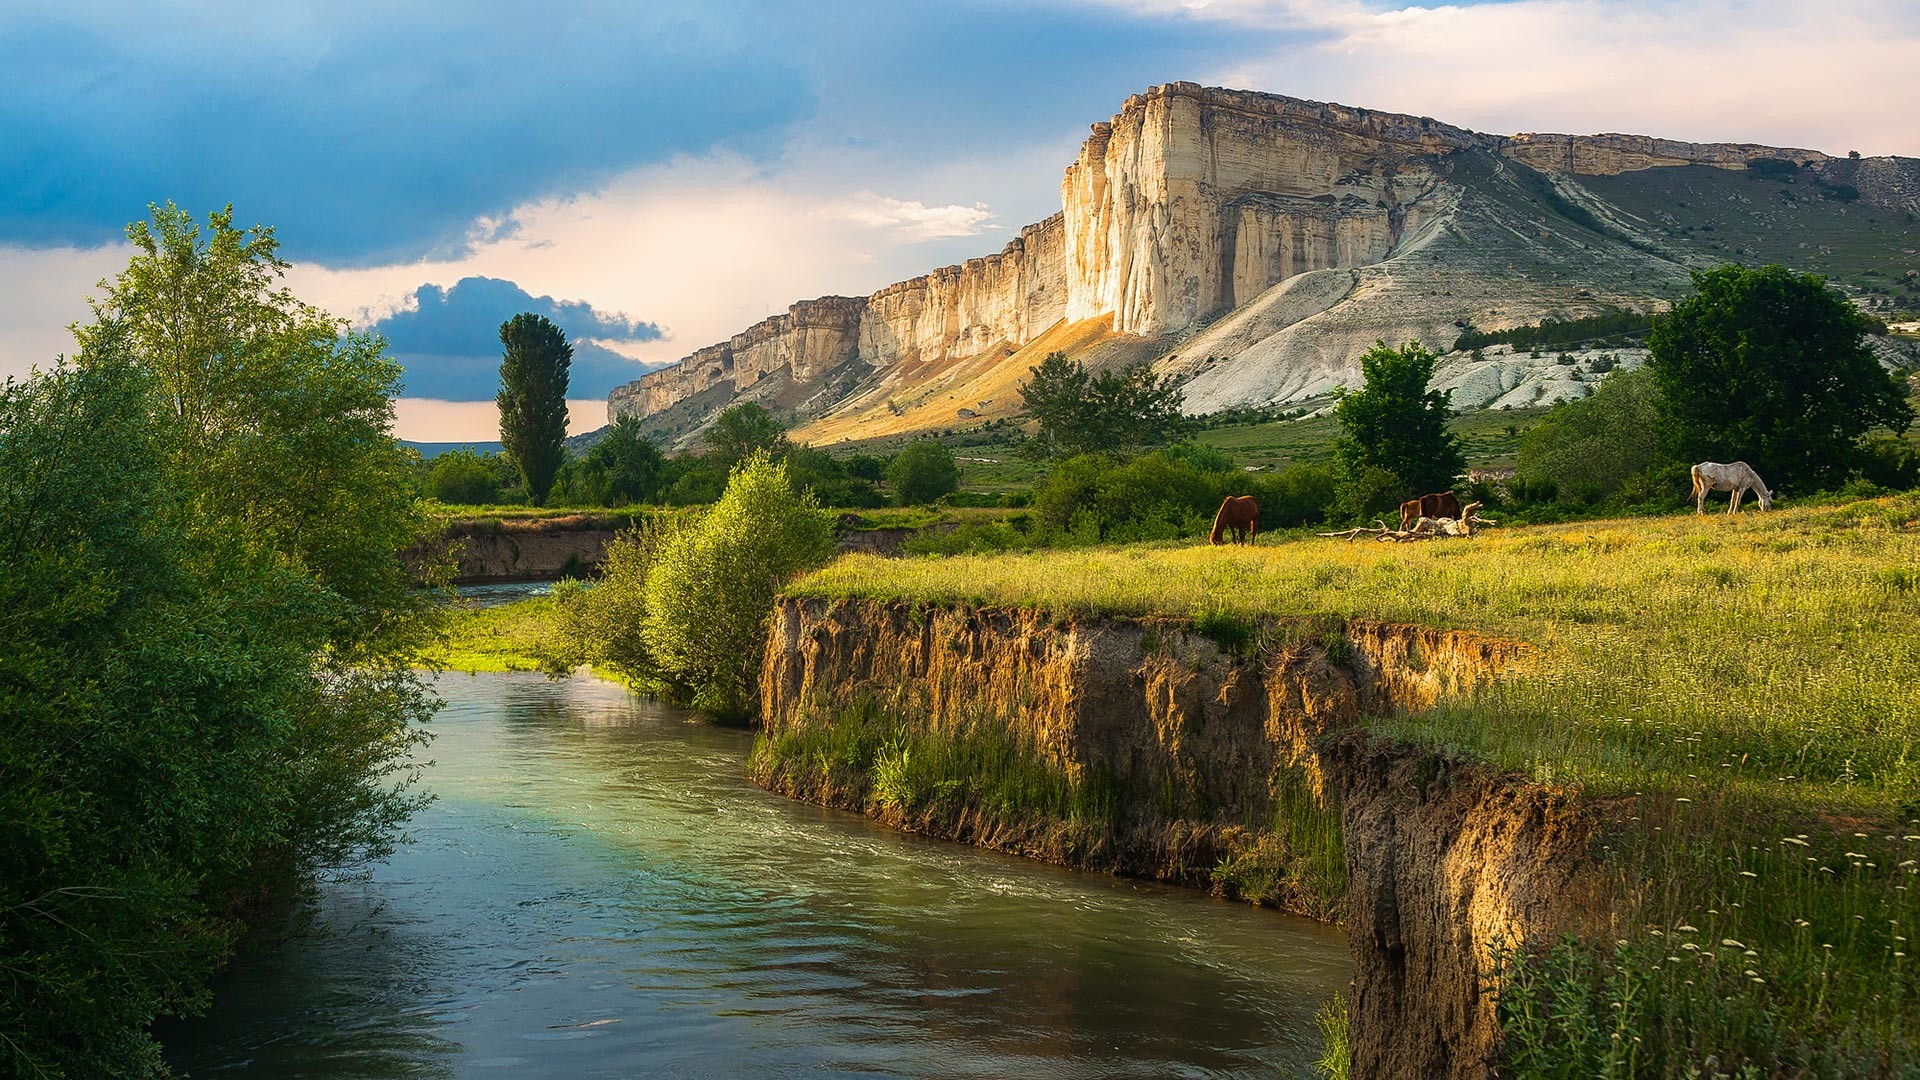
[166,672,1348,1078]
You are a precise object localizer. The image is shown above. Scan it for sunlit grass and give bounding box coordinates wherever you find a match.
[417,597,563,673]
[791,494,1920,1073]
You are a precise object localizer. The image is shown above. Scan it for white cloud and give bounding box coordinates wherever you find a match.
[822,192,995,239]
[1081,0,1920,155]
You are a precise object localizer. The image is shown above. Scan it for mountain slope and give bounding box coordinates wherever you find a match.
[610,84,1920,448]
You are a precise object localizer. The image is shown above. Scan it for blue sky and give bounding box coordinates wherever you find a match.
[2,0,1914,438]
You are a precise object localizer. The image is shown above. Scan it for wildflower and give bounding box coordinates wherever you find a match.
[1846,852,1869,859]
[1744,950,1758,958]
[1682,943,1700,951]
[1795,919,1811,927]
[1676,797,1692,803]
[1750,976,1766,984]
[1677,924,1699,933]
[1723,939,1745,949]
[1744,969,1759,977]
[1739,871,1758,878]
[1783,837,1810,847]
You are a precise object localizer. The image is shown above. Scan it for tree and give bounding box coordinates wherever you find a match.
[1647,264,1912,492]
[1515,366,1667,505]
[1018,352,1189,458]
[429,447,504,504]
[568,416,665,505]
[641,452,834,719]
[5,206,437,1075]
[887,439,961,505]
[1333,340,1466,504]
[498,312,572,505]
[706,402,789,466]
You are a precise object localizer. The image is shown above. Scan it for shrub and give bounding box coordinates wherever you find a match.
[429,447,504,504]
[641,453,834,719]
[886,439,961,505]
[1514,367,1668,506]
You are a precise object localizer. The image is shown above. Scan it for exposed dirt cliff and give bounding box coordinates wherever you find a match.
[755,596,1610,1078]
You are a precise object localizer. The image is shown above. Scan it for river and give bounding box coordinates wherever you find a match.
[165,671,1349,1078]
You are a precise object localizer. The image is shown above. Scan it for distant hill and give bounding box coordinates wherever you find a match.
[608,83,1920,449]
[402,440,503,459]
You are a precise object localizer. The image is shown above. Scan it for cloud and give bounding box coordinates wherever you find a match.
[370,276,663,400]
[1074,0,1920,156]
[824,193,996,240]
[0,1,811,263]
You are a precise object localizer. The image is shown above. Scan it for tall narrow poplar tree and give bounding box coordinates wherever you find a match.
[498,313,572,504]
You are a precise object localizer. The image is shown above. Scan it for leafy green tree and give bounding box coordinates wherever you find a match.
[785,444,883,508]
[706,402,789,466]
[567,416,666,506]
[430,447,505,504]
[1515,366,1667,505]
[642,452,834,719]
[497,312,572,505]
[1648,264,1912,492]
[3,205,438,1076]
[1333,340,1466,505]
[887,438,961,504]
[1018,352,1190,458]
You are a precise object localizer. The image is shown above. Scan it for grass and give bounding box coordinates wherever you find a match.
[791,494,1920,1074]
[417,597,564,673]
[752,695,1123,848]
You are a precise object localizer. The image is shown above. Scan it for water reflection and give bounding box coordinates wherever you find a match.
[166,672,1348,1078]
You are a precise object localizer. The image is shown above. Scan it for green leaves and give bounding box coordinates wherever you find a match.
[1017,352,1190,459]
[1648,264,1913,493]
[1333,340,1466,507]
[885,439,959,506]
[498,312,573,505]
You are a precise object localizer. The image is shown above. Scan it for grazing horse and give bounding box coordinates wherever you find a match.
[1210,495,1261,545]
[1691,461,1773,515]
[1398,491,1463,531]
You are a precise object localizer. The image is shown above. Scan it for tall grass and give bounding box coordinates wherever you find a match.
[791,495,1920,1074]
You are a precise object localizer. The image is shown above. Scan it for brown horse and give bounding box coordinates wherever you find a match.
[1209,495,1260,545]
[1398,491,1463,531]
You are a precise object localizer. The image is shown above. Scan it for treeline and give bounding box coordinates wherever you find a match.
[1,207,439,1075]
[1452,305,1656,352]
[421,404,965,510]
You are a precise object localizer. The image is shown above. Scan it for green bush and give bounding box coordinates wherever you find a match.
[1028,450,1337,543]
[887,438,961,505]
[1514,367,1668,506]
[430,447,504,504]
[641,452,835,719]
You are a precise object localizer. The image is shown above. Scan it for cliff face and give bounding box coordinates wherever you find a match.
[757,597,1608,1078]
[612,82,1916,443]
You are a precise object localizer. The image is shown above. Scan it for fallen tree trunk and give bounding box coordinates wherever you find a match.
[1320,503,1494,543]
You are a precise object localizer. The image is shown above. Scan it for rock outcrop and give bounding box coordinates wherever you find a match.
[756,597,1610,1078]
[612,83,1918,444]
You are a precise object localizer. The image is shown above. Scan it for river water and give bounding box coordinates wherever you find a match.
[165,672,1349,1078]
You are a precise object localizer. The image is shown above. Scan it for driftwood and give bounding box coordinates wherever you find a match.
[1319,502,1496,543]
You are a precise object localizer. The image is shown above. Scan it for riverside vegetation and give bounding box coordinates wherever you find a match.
[0,206,441,1077]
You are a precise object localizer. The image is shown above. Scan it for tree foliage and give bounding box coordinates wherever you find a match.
[1647,264,1912,493]
[887,438,960,505]
[1515,366,1668,505]
[564,416,666,506]
[429,447,505,504]
[3,205,437,1076]
[497,312,572,505]
[640,453,834,719]
[1018,352,1190,459]
[705,402,789,467]
[1332,340,1466,506]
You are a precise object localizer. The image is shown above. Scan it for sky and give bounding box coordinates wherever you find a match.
[3,0,1916,441]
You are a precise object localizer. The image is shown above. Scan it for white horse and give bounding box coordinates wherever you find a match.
[1691,461,1773,515]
